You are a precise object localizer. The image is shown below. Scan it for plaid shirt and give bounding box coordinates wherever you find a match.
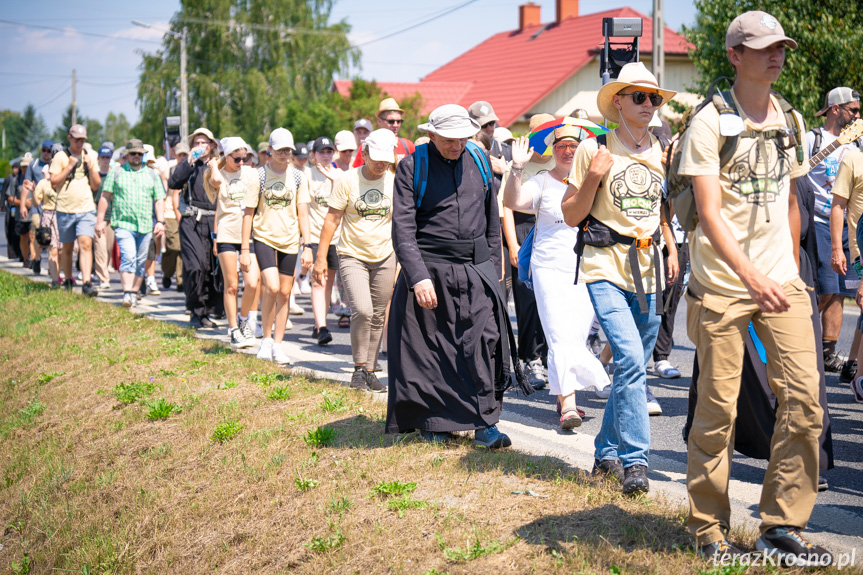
[102,164,164,233]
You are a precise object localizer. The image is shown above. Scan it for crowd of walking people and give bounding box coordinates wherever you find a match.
[4,8,862,567]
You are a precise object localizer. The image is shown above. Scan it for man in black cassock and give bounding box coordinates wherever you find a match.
[386,104,529,447]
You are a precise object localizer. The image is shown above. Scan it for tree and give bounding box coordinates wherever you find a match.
[4,105,48,155]
[52,104,81,143]
[684,0,863,128]
[134,0,358,147]
[104,112,132,148]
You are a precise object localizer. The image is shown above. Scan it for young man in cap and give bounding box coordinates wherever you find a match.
[49,123,102,296]
[350,119,373,168]
[808,87,863,376]
[96,139,166,308]
[372,98,414,161]
[92,144,116,289]
[257,142,270,168]
[468,101,507,176]
[168,127,224,328]
[386,104,523,449]
[677,11,831,564]
[561,62,677,495]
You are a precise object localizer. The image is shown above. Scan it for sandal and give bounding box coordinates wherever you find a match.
[338,315,350,328]
[560,408,583,430]
[556,399,585,418]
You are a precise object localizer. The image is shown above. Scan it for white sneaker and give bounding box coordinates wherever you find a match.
[271,344,292,365]
[230,327,253,349]
[99,281,111,290]
[256,338,274,361]
[122,292,133,308]
[851,375,863,403]
[298,275,312,294]
[285,318,293,331]
[146,276,161,295]
[254,321,263,338]
[653,359,681,379]
[526,358,547,390]
[594,385,611,400]
[289,296,304,315]
[646,386,662,416]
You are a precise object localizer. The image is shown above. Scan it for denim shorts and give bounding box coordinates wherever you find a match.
[114,227,152,277]
[56,210,96,244]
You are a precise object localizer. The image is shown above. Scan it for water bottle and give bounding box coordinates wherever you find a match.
[190,146,205,161]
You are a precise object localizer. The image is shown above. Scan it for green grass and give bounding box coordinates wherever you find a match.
[303,425,337,447]
[113,381,158,404]
[211,419,244,443]
[266,385,292,400]
[319,390,347,412]
[295,476,320,491]
[35,371,65,384]
[304,529,345,553]
[438,536,518,563]
[145,398,181,420]
[372,480,417,498]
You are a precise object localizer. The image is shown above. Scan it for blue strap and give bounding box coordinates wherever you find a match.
[413,143,429,208]
[464,141,490,197]
[748,322,767,364]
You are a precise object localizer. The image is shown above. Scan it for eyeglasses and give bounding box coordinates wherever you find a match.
[553,143,579,152]
[618,91,663,106]
[127,152,143,157]
[229,155,245,163]
[843,104,861,115]
[272,148,292,155]
[482,122,496,129]
[383,119,403,126]
[41,148,52,152]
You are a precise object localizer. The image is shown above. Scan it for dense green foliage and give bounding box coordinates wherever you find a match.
[684,0,863,128]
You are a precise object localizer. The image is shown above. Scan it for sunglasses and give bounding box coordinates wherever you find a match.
[229,155,245,163]
[553,142,579,152]
[41,148,52,152]
[383,119,403,126]
[618,91,664,106]
[482,122,496,129]
[127,152,144,157]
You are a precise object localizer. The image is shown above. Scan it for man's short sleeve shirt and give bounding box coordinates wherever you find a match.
[832,150,863,261]
[49,151,96,214]
[678,91,808,297]
[103,164,164,233]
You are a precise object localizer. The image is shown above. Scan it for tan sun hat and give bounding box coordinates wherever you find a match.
[596,62,676,123]
[725,11,798,51]
[188,127,216,146]
[528,113,556,132]
[377,97,404,117]
[418,104,480,139]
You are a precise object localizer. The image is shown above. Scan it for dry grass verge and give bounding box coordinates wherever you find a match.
[0,271,857,575]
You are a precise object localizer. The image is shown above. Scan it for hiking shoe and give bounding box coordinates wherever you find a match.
[63,278,74,290]
[162,275,171,290]
[823,351,845,373]
[316,326,333,346]
[646,386,662,415]
[474,425,511,449]
[122,292,134,308]
[527,358,547,390]
[256,338,274,361]
[851,376,863,403]
[653,359,681,379]
[199,316,217,328]
[818,475,828,492]
[697,539,746,563]
[190,314,203,330]
[271,344,292,365]
[31,260,41,275]
[419,430,456,444]
[81,281,98,298]
[146,276,161,295]
[592,458,624,482]
[560,407,583,430]
[238,318,254,341]
[622,464,649,495]
[756,527,833,567]
[586,332,603,355]
[229,327,253,349]
[350,369,369,391]
[839,360,858,384]
[365,370,387,393]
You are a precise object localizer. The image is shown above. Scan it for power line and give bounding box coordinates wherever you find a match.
[354,0,480,48]
[0,19,162,44]
[34,83,72,110]
[78,79,139,87]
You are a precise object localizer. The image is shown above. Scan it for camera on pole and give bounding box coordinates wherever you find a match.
[600,17,643,85]
[164,116,182,159]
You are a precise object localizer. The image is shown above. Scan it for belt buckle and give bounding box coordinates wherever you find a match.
[635,237,653,249]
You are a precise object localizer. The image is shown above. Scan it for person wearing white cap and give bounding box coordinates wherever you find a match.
[385,104,530,448]
[241,127,312,365]
[676,11,830,563]
[168,126,224,328]
[203,136,261,349]
[806,87,863,375]
[355,98,415,170]
[561,61,678,496]
[333,130,357,171]
[312,129,398,391]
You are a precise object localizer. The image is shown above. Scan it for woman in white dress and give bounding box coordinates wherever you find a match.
[503,125,610,429]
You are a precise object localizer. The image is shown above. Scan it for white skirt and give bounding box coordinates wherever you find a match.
[532,264,611,396]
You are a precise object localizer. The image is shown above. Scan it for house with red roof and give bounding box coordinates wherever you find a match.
[334,1,698,133]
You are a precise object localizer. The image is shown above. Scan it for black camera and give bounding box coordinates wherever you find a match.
[600,17,643,84]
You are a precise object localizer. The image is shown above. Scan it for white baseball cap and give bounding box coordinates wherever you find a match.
[353,118,373,132]
[334,130,357,152]
[269,127,295,151]
[362,129,398,163]
[220,136,249,157]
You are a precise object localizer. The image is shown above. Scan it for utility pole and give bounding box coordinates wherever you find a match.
[71,68,77,125]
[180,28,188,142]
[652,0,664,89]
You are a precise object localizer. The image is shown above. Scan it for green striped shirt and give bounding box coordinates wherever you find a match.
[102,164,164,233]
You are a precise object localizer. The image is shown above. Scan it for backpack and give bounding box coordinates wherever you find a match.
[412,141,491,208]
[665,77,804,234]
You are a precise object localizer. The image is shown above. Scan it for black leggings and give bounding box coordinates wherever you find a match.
[254,240,297,275]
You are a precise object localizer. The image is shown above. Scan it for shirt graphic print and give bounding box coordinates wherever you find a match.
[609,162,663,219]
[354,187,391,220]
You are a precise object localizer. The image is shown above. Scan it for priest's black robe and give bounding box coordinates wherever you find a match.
[386,142,508,434]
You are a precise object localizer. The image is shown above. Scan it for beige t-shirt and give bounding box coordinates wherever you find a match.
[33,178,57,211]
[49,150,96,214]
[207,165,258,244]
[328,168,394,263]
[833,149,863,261]
[243,164,309,253]
[678,91,808,297]
[307,165,340,243]
[570,130,664,293]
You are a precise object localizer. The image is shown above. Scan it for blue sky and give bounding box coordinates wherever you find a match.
[0,0,697,131]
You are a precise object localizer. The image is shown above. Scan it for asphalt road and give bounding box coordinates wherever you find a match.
[1,217,861,557]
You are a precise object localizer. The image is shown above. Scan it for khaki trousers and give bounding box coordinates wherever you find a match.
[93,224,115,284]
[685,276,822,546]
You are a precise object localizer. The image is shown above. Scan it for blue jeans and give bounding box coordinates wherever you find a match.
[114,227,152,277]
[587,280,661,468]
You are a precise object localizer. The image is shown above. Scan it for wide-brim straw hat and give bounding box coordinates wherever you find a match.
[418,104,480,139]
[597,62,676,123]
